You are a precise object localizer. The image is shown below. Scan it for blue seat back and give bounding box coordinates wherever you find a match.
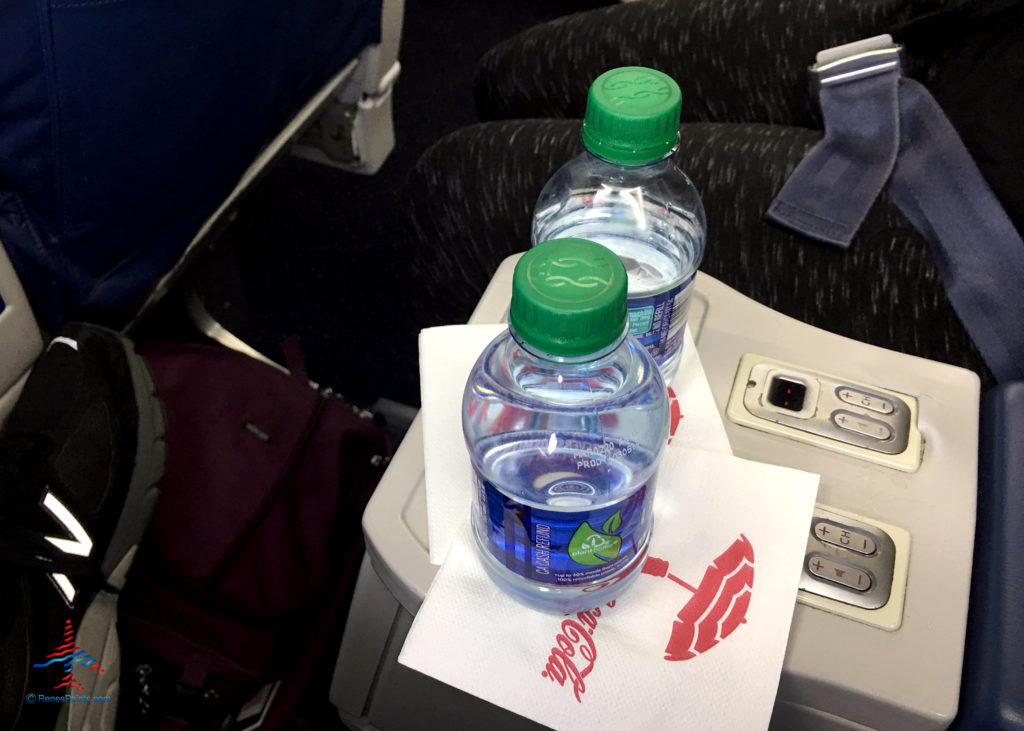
[0,0,382,331]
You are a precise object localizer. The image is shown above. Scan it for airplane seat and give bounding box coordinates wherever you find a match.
[953,380,1024,730]
[0,0,405,423]
[352,1,1023,727]
[0,244,45,426]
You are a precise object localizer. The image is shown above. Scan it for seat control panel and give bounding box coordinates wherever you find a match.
[797,505,911,631]
[726,355,923,472]
[802,507,895,610]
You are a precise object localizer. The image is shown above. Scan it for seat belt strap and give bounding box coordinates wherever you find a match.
[767,36,1024,382]
[767,39,902,248]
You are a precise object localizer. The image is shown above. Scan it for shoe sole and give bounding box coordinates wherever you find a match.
[58,332,166,731]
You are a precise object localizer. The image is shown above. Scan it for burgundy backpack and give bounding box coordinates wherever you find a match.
[116,340,394,730]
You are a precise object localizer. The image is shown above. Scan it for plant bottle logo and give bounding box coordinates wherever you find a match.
[568,510,624,565]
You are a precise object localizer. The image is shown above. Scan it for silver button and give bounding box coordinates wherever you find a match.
[813,520,877,555]
[836,387,895,414]
[807,555,873,592]
[832,410,893,440]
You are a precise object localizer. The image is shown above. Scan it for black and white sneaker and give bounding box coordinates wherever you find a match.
[0,323,165,730]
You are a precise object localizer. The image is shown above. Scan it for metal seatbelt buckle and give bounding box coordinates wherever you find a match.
[811,34,904,90]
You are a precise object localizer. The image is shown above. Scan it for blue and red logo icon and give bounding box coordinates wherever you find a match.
[32,619,105,691]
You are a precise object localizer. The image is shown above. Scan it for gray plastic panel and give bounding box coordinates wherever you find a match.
[692,272,977,731]
[355,257,979,731]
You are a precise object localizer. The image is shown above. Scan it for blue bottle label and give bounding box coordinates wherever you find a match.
[474,478,652,587]
[627,274,695,364]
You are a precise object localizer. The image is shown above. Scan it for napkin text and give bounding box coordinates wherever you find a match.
[540,602,615,702]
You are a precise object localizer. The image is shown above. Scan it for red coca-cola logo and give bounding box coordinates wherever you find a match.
[644,535,755,661]
[540,603,615,703]
[539,535,755,702]
[667,386,683,444]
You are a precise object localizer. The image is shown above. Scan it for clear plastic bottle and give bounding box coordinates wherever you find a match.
[532,66,707,385]
[463,238,669,614]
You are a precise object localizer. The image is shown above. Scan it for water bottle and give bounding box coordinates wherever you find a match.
[532,66,707,385]
[463,238,669,614]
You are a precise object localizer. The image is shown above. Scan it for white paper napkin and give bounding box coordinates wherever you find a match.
[419,323,505,565]
[419,324,731,565]
[399,445,819,731]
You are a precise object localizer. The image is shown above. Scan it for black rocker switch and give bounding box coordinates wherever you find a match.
[767,376,808,412]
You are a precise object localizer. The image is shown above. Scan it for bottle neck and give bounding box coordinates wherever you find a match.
[508,322,629,365]
[583,140,678,170]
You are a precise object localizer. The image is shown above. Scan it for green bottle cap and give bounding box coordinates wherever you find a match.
[510,238,627,358]
[581,66,682,165]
